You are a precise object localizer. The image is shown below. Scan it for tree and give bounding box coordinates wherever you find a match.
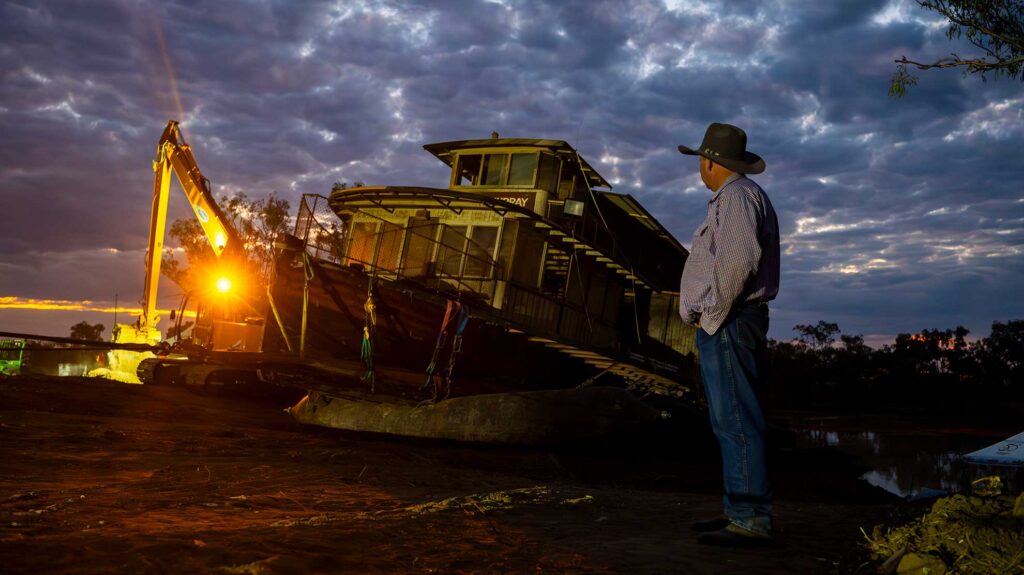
[331,181,365,191]
[891,0,1024,97]
[161,218,213,292]
[220,191,292,281]
[984,319,1024,370]
[840,333,870,354]
[794,321,841,351]
[70,321,105,341]
[833,333,877,391]
[161,191,291,292]
[977,319,1024,384]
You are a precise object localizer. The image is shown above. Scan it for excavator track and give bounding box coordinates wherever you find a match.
[137,357,185,385]
[137,357,260,387]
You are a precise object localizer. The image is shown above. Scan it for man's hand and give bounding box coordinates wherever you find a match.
[687,310,702,327]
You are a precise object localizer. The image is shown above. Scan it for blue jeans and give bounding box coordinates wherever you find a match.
[696,304,773,535]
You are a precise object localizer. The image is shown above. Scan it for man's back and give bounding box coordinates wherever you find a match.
[680,176,779,335]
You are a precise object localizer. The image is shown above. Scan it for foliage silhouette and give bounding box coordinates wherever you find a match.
[761,319,1024,413]
[69,321,104,341]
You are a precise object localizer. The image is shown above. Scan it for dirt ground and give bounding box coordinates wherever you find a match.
[0,375,904,574]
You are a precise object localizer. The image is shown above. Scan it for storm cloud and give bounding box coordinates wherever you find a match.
[1,0,1022,343]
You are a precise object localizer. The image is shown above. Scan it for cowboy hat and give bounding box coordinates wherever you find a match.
[678,122,765,175]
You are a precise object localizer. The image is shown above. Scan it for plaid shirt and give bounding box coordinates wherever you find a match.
[680,174,780,335]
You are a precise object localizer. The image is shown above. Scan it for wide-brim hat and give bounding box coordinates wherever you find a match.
[678,122,765,175]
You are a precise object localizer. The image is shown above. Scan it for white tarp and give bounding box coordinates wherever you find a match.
[964,431,1024,468]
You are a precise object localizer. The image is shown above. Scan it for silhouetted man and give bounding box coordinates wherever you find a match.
[678,122,780,546]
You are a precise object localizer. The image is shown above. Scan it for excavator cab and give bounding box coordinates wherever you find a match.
[93,120,266,383]
[171,287,265,354]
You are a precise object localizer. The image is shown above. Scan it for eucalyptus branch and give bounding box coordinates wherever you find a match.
[934,6,1024,51]
[895,54,1024,71]
[890,1,1024,97]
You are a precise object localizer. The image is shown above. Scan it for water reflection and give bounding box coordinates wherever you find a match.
[796,429,1023,498]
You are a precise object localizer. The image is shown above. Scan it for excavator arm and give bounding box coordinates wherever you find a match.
[140,120,243,332]
[98,120,249,383]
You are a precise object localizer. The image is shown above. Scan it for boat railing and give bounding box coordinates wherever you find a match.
[295,194,346,265]
[294,193,623,353]
[501,281,619,350]
[294,194,504,297]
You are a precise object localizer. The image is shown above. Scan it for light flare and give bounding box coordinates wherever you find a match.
[150,5,187,136]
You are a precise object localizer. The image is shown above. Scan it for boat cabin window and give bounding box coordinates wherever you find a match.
[456,155,482,185]
[376,221,403,272]
[510,225,545,287]
[437,225,468,276]
[454,152,541,188]
[558,173,575,200]
[507,154,537,185]
[346,221,379,267]
[347,218,499,283]
[345,220,402,271]
[481,154,507,185]
[536,153,559,192]
[435,224,500,278]
[402,219,437,277]
[465,226,499,277]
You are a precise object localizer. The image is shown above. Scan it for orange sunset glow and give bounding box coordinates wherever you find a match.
[0,296,194,318]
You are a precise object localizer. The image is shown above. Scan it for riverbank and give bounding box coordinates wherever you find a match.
[2,375,908,574]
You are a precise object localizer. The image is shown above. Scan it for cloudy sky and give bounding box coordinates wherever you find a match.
[1,0,1022,345]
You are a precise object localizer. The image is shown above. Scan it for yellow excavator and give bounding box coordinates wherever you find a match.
[93,121,263,383]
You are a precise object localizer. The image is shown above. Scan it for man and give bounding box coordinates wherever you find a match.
[678,122,780,546]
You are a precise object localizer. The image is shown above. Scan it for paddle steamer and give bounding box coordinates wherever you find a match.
[265,134,698,402]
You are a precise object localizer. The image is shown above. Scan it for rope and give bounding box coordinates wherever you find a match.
[577,362,617,388]
[360,279,377,391]
[441,304,470,400]
[300,252,315,360]
[630,267,642,344]
[422,300,456,398]
[421,300,469,402]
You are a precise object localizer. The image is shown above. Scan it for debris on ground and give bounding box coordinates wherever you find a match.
[0,375,914,573]
[865,476,1024,574]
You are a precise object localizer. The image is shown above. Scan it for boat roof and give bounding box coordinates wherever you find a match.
[423,137,612,189]
[598,192,686,255]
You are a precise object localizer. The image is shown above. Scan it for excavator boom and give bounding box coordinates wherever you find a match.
[96,120,251,384]
[141,121,243,331]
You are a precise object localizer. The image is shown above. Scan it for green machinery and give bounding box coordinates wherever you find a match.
[0,338,26,375]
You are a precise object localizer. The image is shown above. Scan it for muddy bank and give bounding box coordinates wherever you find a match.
[1,375,904,574]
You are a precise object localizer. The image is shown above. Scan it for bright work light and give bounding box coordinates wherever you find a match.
[215,276,232,293]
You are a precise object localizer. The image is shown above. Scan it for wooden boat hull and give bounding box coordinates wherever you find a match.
[264,258,601,398]
[288,386,665,445]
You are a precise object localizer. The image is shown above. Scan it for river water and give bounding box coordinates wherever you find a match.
[794,425,1023,499]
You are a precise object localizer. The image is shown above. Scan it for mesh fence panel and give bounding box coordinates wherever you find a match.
[294,194,345,264]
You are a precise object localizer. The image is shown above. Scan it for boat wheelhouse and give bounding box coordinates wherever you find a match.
[267,134,697,400]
